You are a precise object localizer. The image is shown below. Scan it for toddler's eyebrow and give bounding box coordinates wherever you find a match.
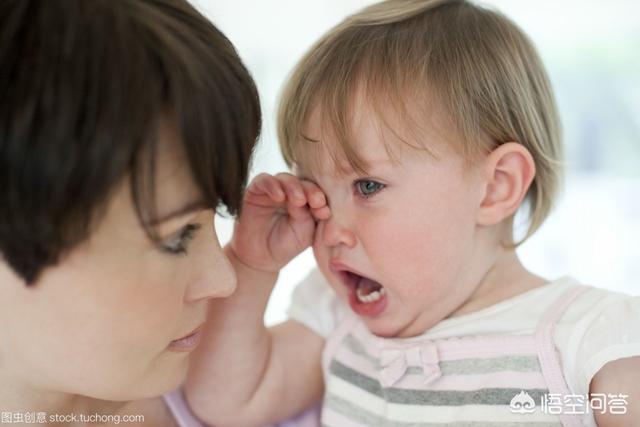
[298,159,394,182]
[343,158,394,174]
[300,133,320,142]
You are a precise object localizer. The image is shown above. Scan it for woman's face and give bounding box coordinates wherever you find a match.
[0,122,237,400]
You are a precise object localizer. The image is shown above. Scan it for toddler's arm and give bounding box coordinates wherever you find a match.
[184,173,329,427]
[590,356,640,426]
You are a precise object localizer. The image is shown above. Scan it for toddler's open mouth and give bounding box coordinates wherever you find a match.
[354,275,386,303]
[330,265,389,317]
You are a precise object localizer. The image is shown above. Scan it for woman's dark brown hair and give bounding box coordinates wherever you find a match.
[0,0,261,284]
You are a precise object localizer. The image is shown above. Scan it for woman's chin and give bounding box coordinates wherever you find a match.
[158,355,190,391]
[130,354,190,398]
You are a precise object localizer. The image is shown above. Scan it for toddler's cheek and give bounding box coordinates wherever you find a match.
[312,222,327,252]
[312,242,327,269]
[312,243,334,278]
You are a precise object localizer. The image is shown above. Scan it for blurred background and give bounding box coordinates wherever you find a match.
[193,0,640,324]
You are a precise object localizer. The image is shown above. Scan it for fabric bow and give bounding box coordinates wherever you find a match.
[379,342,441,387]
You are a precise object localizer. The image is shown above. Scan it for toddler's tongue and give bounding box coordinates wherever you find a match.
[357,276,383,296]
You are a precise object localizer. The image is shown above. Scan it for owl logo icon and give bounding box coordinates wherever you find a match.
[510,390,536,414]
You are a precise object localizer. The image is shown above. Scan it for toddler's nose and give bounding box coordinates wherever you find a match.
[319,215,356,248]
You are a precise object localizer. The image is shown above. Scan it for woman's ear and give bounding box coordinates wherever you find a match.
[476,142,536,226]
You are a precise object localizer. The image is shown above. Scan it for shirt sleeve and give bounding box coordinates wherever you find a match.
[557,287,640,397]
[286,268,346,338]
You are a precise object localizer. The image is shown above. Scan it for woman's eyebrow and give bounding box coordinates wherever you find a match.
[146,200,206,225]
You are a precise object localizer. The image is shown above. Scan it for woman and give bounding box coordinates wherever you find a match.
[0,0,260,425]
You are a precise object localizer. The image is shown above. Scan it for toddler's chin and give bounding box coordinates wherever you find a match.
[361,316,404,339]
[365,313,434,339]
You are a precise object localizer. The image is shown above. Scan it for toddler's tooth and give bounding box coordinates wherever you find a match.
[356,287,366,303]
[355,284,385,304]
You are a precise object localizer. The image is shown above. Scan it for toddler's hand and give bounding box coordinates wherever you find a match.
[229,173,330,274]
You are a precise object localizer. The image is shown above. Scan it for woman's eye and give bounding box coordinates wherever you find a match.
[354,180,385,197]
[162,223,201,255]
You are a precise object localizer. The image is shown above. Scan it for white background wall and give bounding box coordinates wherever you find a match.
[192,0,640,324]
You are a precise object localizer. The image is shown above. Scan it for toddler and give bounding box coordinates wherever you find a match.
[185,1,640,426]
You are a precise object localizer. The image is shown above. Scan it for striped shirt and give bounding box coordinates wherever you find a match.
[320,287,587,427]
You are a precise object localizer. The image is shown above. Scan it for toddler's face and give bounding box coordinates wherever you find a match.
[301,104,488,338]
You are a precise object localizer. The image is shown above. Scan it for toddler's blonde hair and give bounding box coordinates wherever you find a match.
[278,0,562,243]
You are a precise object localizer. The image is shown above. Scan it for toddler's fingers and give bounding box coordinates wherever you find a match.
[301,180,327,209]
[274,172,307,207]
[249,173,285,203]
[262,175,287,202]
[311,205,331,221]
[286,199,312,221]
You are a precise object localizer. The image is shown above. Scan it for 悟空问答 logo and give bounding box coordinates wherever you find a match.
[510,390,536,414]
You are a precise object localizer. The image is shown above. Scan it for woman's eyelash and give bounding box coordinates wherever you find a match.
[354,179,385,198]
[162,223,201,255]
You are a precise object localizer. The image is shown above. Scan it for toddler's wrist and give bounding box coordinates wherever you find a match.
[223,244,280,282]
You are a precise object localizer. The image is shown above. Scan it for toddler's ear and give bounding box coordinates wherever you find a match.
[476,142,536,226]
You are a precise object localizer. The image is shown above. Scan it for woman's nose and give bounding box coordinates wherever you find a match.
[320,214,356,248]
[185,232,237,303]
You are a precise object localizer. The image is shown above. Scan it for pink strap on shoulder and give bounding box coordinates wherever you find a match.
[164,388,321,427]
[535,285,588,427]
[322,313,360,372]
[267,405,322,427]
[163,388,207,427]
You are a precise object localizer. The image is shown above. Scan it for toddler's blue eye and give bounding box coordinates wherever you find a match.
[162,223,201,255]
[355,180,385,197]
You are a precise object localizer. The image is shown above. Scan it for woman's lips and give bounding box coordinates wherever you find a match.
[168,325,203,352]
